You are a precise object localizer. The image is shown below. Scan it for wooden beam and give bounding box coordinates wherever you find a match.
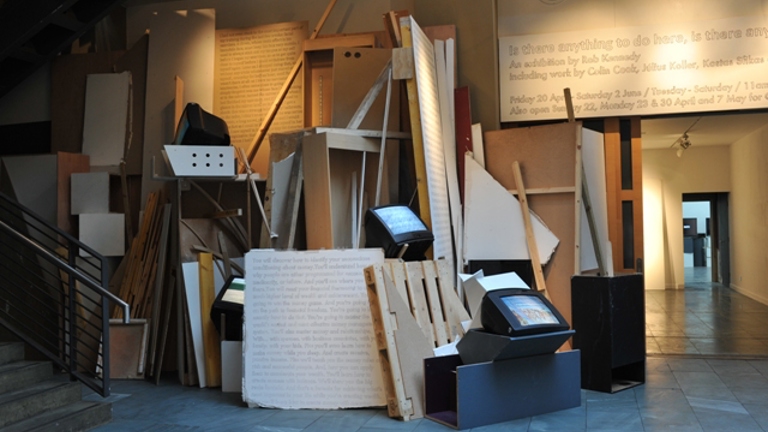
[512,161,549,300]
[242,0,338,171]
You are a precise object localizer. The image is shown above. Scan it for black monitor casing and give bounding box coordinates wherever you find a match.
[481,288,569,337]
[173,102,231,146]
[364,204,434,261]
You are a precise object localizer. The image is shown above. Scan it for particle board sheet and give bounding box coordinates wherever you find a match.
[364,259,470,421]
[400,16,454,270]
[331,47,399,131]
[214,21,308,177]
[483,122,582,327]
[142,9,215,206]
[243,249,386,409]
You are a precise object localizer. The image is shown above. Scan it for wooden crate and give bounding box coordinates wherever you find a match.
[364,259,469,421]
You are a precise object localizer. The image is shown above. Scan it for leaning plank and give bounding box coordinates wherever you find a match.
[198,252,222,387]
[512,161,550,300]
[243,0,338,170]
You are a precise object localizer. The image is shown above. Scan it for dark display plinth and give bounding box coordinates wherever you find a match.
[424,351,581,430]
[571,273,646,393]
[456,328,574,365]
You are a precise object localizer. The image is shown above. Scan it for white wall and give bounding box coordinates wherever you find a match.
[497,0,768,36]
[730,125,768,304]
[642,145,730,289]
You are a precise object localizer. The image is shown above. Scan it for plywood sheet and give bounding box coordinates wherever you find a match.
[214,21,308,177]
[82,72,132,168]
[142,9,215,206]
[243,249,386,409]
[483,122,581,326]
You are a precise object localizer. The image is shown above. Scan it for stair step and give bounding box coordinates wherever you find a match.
[0,360,53,394]
[0,342,24,366]
[0,381,82,428]
[1,400,112,432]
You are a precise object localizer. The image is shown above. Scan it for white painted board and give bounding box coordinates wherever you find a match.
[82,72,131,167]
[78,213,125,257]
[71,172,110,215]
[579,128,612,275]
[243,248,386,409]
[463,154,559,264]
[403,16,454,270]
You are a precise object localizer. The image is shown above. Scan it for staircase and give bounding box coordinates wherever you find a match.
[0,341,112,431]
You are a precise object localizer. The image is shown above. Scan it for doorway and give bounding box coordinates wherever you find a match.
[682,192,730,287]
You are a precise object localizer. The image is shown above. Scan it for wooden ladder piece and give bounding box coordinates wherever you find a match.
[512,161,551,300]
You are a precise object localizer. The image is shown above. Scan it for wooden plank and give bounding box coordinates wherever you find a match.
[405,261,436,347]
[243,0,338,171]
[147,203,171,376]
[303,33,377,52]
[512,161,549,299]
[454,87,472,203]
[434,259,470,339]
[341,54,394,131]
[198,252,221,387]
[420,261,449,346]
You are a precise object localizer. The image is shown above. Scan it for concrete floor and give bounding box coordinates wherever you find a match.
[86,268,768,431]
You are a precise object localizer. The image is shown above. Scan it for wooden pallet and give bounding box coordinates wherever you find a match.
[364,259,469,421]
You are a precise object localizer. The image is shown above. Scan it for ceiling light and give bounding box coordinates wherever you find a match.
[670,118,700,157]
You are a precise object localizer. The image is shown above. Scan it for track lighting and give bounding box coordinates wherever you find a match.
[670,117,700,157]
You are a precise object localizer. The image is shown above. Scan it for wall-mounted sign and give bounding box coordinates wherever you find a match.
[499,16,768,122]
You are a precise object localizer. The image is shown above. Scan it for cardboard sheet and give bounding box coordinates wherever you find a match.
[243,249,386,409]
[463,154,559,264]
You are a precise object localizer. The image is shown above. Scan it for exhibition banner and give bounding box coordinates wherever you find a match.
[499,16,768,121]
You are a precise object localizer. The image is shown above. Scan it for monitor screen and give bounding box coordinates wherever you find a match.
[481,288,569,337]
[372,206,428,236]
[501,295,560,326]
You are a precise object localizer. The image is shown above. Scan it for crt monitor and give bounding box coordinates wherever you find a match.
[210,275,245,341]
[364,204,434,261]
[481,288,569,337]
[173,102,231,146]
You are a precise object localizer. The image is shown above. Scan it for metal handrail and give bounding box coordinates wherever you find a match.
[0,219,130,321]
[0,192,129,397]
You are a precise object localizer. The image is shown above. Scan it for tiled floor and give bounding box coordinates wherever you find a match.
[87,267,768,431]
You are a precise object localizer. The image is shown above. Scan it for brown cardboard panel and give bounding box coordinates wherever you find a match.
[115,35,149,176]
[51,51,125,155]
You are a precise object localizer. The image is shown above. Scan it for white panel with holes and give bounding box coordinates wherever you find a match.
[164,145,235,177]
